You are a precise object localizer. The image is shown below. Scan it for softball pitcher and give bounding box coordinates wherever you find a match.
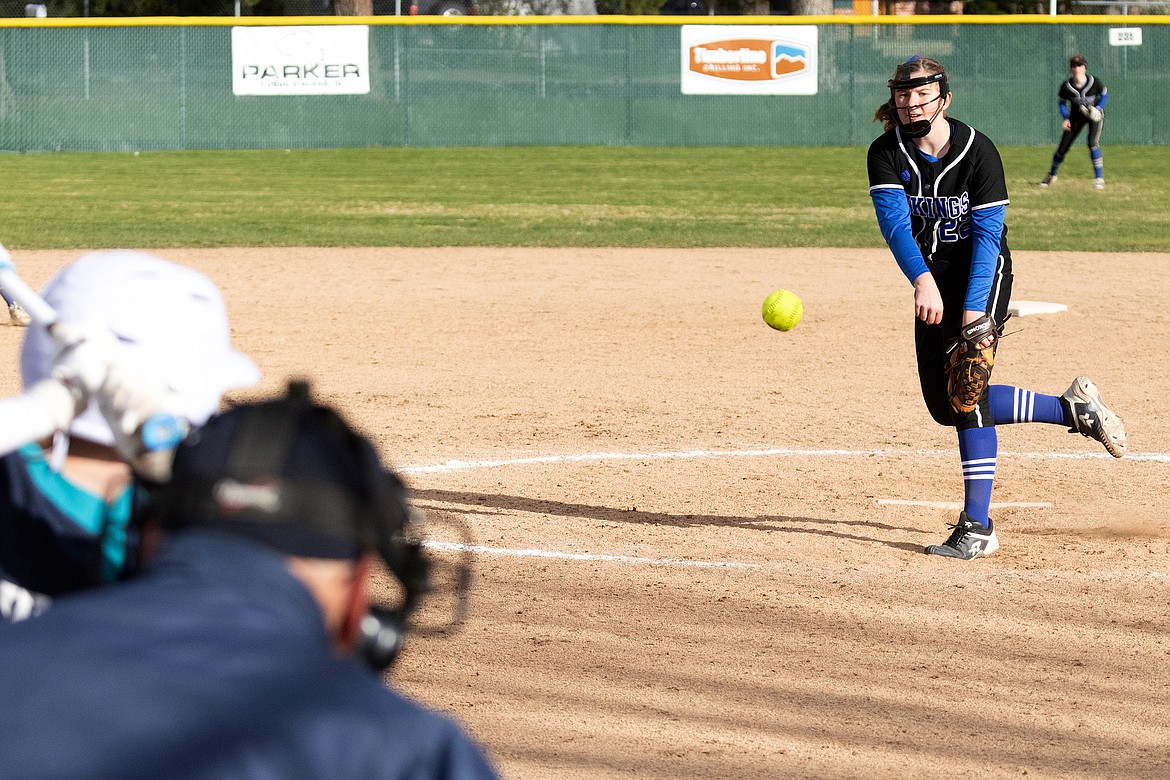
[867,56,1127,561]
[1040,54,1107,189]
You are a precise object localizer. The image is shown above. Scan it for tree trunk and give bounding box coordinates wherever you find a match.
[792,0,832,12]
[334,0,374,14]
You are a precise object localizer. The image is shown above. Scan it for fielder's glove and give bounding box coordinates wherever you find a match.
[945,314,1001,416]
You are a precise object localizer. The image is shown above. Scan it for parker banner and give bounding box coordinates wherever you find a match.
[232,25,370,96]
[680,25,818,96]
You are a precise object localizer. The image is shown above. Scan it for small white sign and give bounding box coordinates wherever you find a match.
[232,26,370,96]
[680,25,818,96]
[1109,27,1142,47]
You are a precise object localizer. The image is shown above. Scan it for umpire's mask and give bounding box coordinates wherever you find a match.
[146,379,430,671]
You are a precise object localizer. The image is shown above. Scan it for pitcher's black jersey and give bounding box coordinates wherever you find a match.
[867,119,1009,277]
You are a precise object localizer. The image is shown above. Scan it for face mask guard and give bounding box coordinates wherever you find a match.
[887,63,949,139]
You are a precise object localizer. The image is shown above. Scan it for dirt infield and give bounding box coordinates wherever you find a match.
[3,247,1167,779]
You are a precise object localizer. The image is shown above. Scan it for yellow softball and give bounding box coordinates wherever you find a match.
[761,288,803,332]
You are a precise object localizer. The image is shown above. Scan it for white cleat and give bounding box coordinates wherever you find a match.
[7,302,30,327]
[1061,377,1127,457]
[1040,174,1057,188]
[1094,178,1105,190]
[924,513,1000,560]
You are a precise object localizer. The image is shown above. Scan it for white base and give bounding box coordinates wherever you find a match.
[1009,300,1068,317]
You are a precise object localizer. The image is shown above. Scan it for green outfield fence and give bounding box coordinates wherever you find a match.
[1,15,1167,151]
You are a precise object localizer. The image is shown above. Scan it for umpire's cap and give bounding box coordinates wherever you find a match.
[150,380,431,669]
[151,380,424,573]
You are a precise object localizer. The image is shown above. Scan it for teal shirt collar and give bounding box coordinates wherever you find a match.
[18,444,134,582]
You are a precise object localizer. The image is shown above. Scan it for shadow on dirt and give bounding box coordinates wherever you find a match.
[411,488,925,553]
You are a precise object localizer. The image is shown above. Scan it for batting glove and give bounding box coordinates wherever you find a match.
[96,354,188,481]
[48,322,122,406]
[24,379,83,434]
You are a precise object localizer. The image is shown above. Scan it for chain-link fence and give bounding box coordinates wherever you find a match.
[0,18,1165,150]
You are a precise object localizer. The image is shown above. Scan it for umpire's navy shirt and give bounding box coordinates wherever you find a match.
[0,528,498,780]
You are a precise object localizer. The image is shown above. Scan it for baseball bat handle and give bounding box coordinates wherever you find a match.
[0,263,186,453]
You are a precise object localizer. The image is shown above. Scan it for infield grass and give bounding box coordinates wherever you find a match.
[4,145,1167,251]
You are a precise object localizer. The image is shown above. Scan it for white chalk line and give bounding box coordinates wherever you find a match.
[400,446,1170,475]
[422,540,1168,583]
[407,446,1168,580]
[423,541,762,569]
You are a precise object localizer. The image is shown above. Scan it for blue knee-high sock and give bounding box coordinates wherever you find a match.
[958,426,997,529]
[989,385,1070,427]
[1090,146,1103,179]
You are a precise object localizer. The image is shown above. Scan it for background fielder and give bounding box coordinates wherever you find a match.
[1041,54,1108,190]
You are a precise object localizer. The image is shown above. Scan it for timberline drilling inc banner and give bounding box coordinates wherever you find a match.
[231,25,370,96]
[680,25,818,96]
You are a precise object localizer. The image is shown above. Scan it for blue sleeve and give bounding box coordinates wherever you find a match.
[870,187,930,284]
[966,204,1005,312]
[1059,101,1069,120]
[1097,88,1108,109]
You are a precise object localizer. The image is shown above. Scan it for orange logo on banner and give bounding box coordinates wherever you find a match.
[774,50,807,77]
[689,39,773,82]
[688,38,809,82]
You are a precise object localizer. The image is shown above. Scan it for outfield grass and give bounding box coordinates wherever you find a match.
[4,145,1167,251]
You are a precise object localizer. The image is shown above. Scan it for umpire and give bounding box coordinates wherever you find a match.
[0,381,497,780]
